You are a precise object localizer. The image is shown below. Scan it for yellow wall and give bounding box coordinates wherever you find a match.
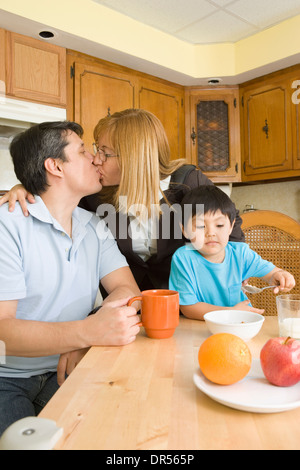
[1,0,300,80]
[235,15,300,76]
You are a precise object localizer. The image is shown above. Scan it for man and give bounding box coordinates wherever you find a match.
[0,121,140,436]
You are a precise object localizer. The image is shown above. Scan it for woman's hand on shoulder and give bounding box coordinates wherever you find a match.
[0,184,35,216]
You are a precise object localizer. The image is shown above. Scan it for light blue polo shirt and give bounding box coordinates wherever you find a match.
[0,197,128,377]
[169,242,275,307]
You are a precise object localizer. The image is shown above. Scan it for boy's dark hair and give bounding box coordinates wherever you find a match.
[181,185,236,227]
[10,121,83,196]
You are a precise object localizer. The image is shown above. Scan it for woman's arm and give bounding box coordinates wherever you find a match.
[0,185,102,216]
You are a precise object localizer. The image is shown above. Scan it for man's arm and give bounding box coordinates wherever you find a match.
[56,266,141,384]
[0,292,140,359]
[0,300,89,357]
[100,266,141,310]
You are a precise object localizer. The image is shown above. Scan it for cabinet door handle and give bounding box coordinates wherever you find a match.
[190,127,196,145]
[262,119,269,139]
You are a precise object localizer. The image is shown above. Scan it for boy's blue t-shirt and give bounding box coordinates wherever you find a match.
[169,242,275,307]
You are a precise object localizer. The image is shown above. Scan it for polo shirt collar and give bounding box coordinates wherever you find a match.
[27,196,93,234]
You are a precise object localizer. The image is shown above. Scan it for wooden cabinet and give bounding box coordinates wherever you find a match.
[241,80,292,179]
[240,66,300,181]
[137,77,185,160]
[290,76,300,170]
[5,31,66,106]
[185,87,241,182]
[0,29,5,93]
[67,52,185,159]
[72,59,137,148]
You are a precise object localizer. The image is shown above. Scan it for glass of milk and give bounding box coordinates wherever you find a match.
[277,295,300,339]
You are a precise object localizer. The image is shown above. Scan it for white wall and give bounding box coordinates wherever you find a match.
[231,180,300,222]
[0,144,20,191]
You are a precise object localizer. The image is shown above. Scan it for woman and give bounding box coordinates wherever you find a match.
[0,109,244,292]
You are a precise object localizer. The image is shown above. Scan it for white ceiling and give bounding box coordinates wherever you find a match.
[93,0,300,44]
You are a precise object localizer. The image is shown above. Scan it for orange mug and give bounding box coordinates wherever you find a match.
[128,289,179,339]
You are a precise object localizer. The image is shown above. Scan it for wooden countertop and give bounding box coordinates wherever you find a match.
[39,316,300,450]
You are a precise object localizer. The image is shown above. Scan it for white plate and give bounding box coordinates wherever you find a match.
[193,359,300,413]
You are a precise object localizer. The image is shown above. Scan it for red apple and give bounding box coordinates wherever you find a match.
[260,337,300,387]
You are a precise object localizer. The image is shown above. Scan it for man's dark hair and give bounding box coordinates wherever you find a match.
[181,185,236,227]
[9,121,83,195]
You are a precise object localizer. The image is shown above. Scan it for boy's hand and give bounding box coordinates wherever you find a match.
[269,269,295,293]
[233,300,264,315]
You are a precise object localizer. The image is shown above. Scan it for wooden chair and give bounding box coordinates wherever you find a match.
[241,210,300,315]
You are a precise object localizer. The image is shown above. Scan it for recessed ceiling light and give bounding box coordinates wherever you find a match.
[38,31,55,39]
[207,78,222,85]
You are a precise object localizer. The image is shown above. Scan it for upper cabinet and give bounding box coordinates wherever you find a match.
[67,51,185,160]
[290,74,300,171]
[0,29,5,92]
[4,31,66,106]
[71,58,137,147]
[1,28,300,184]
[137,77,185,161]
[240,66,300,181]
[185,87,241,182]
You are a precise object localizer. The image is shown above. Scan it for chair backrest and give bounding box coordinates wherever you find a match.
[241,210,300,315]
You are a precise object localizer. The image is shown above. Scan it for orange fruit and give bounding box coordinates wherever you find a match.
[198,333,252,385]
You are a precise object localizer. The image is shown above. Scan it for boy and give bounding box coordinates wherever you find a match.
[169,186,295,320]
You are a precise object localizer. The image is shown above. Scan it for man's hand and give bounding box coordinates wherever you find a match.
[56,296,140,385]
[57,348,89,386]
[83,297,141,347]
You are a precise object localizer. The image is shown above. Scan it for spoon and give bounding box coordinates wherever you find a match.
[242,284,278,294]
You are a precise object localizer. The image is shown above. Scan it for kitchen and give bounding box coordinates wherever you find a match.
[0,0,299,221]
[0,0,300,451]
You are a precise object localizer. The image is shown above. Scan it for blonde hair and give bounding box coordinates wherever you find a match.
[94,109,185,217]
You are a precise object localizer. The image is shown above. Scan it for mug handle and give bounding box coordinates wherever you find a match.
[127,296,143,327]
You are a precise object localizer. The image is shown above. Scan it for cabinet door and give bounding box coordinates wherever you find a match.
[293,104,300,170]
[6,32,66,106]
[73,61,136,149]
[187,88,241,182]
[290,79,300,170]
[242,84,292,177]
[138,77,185,160]
[0,29,5,94]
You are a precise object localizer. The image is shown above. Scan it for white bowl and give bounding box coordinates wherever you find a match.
[203,310,265,342]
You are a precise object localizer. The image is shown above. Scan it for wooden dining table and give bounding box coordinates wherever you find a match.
[39,316,300,450]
